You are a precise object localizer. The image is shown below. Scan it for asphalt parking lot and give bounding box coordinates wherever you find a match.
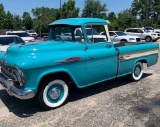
[0,41,160,127]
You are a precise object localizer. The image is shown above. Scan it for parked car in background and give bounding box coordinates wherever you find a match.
[5,31,35,42]
[124,28,160,42]
[143,27,154,32]
[26,30,38,38]
[101,31,141,42]
[36,33,48,41]
[154,29,160,33]
[0,35,25,51]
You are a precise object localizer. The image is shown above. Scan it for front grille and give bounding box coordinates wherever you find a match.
[1,63,20,82]
[136,38,141,42]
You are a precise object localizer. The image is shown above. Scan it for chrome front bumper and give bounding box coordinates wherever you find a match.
[0,72,35,100]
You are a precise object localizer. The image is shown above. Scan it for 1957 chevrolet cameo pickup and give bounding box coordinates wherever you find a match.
[0,18,159,110]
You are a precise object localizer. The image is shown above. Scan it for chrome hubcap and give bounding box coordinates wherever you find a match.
[50,88,61,100]
[146,37,150,42]
[135,67,140,76]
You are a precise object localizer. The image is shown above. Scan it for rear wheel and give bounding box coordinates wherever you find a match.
[38,78,69,110]
[130,62,143,81]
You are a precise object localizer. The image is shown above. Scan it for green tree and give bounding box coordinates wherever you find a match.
[107,12,119,30]
[32,7,57,33]
[13,15,23,30]
[0,4,6,29]
[117,9,138,30]
[3,11,14,30]
[60,0,79,18]
[22,12,33,30]
[131,0,160,27]
[81,0,107,18]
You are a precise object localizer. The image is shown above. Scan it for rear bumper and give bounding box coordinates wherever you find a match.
[0,72,35,100]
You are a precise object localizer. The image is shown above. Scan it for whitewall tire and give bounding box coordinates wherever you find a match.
[130,62,143,81]
[38,79,69,110]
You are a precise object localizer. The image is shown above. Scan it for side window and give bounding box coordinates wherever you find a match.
[74,27,84,42]
[109,32,116,36]
[0,37,12,45]
[138,30,143,33]
[126,29,132,32]
[85,25,107,43]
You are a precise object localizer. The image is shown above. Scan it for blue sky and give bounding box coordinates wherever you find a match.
[1,0,133,16]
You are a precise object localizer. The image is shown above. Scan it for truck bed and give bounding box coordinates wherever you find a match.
[114,42,159,77]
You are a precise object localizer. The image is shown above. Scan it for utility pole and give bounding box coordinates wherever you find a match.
[145,0,148,27]
[60,0,62,19]
[151,0,153,27]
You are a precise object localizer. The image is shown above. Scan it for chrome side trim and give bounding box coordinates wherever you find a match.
[56,57,82,63]
[119,49,159,61]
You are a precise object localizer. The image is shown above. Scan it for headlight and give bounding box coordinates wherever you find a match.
[15,66,25,86]
[15,66,24,77]
[129,38,135,40]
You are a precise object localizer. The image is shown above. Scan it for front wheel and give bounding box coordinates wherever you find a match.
[38,79,69,110]
[145,36,152,42]
[130,62,143,81]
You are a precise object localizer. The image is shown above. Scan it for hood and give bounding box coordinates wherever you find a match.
[2,41,72,67]
[6,41,72,55]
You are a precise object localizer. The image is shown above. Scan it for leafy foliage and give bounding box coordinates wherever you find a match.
[60,0,79,18]
[81,0,107,18]
[0,4,6,29]
[0,0,160,33]
[107,12,119,30]
[131,0,160,27]
[22,12,33,30]
[32,7,57,33]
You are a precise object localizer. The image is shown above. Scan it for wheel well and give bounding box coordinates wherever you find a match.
[37,72,75,95]
[139,60,147,65]
[120,39,127,42]
[145,36,152,39]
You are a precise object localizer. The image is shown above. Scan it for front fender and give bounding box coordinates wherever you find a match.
[23,67,82,94]
[37,68,80,88]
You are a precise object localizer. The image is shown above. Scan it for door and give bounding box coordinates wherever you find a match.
[84,24,118,86]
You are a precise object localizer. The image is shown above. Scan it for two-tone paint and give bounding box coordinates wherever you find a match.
[0,18,159,100]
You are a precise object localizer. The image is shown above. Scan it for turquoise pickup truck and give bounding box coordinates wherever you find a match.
[0,18,159,110]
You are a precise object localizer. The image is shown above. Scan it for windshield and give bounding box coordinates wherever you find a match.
[7,32,30,37]
[48,25,84,42]
[115,32,127,36]
[145,27,153,30]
